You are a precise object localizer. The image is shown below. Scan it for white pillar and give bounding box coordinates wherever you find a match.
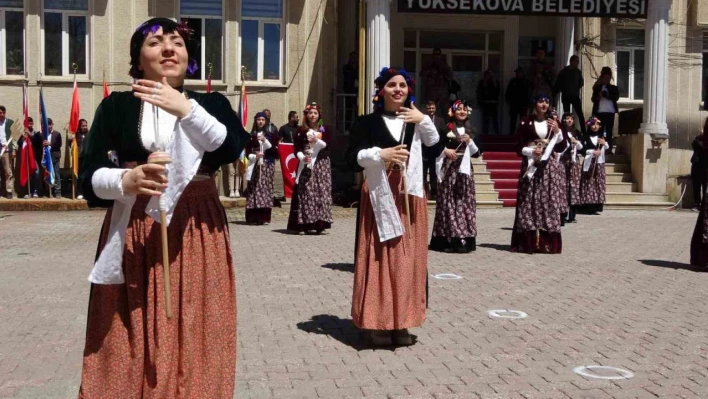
[640,0,671,138]
[555,17,575,114]
[365,0,391,113]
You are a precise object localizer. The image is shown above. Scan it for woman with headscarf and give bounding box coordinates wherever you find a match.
[346,67,439,346]
[429,100,480,253]
[578,116,608,215]
[690,118,708,266]
[77,18,249,398]
[287,102,333,233]
[244,112,279,225]
[559,112,583,223]
[510,95,565,254]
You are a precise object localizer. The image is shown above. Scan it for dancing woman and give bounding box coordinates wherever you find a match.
[559,113,583,223]
[510,95,565,254]
[578,116,608,215]
[429,100,480,253]
[78,18,249,398]
[287,102,333,233]
[244,112,279,225]
[346,67,439,346]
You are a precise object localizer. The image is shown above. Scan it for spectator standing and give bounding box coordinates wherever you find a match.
[692,127,708,211]
[278,111,299,144]
[424,101,445,199]
[420,48,453,111]
[505,67,531,135]
[69,118,88,199]
[42,118,62,198]
[0,105,14,198]
[591,67,620,154]
[342,52,359,127]
[476,69,500,134]
[262,109,279,135]
[529,48,555,101]
[554,55,585,133]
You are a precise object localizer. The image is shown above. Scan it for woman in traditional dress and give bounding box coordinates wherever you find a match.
[510,95,565,254]
[77,18,248,398]
[287,102,333,233]
[578,116,608,215]
[690,118,708,266]
[346,67,439,346]
[547,109,570,226]
[429,100,480,253]
[559,112,583,224]
[244,112,279,225]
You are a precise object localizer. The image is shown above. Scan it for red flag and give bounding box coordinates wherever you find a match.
[69,78,80,133]
[238,82,248,128]
[277,143,296,199]
[206,73,212,93]
[19,85,36,187]
[103,80,109,98]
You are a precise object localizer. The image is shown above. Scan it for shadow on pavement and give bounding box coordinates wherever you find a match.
[296,314,414,351]
[478,243,512,252]
[321,263,354,273]
[639,259,704,272]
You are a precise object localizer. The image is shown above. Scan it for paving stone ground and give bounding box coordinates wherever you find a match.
[0,207,706,398]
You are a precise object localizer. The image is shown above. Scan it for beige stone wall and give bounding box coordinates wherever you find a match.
[0,0,338,171]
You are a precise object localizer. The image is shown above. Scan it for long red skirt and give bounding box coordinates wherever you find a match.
[352,169,428,331]
[78,179,237,399]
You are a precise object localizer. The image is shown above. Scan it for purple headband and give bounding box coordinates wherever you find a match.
[135,20,198,76]
[585,116,601,127]
[255,112,267,120]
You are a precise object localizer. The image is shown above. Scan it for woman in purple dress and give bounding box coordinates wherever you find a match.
[510,95,565,254]
[245,112,279,225]
[559,113,583,224]
[578,116,608,215]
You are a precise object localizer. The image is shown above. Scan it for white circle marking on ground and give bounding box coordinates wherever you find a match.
[572,365,634,380]
[431,273,463,280]
[487,310,528,319]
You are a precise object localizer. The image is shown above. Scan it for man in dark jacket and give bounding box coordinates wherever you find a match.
[591,66,620,154]
[262,109,279,136]
[424,101,445,199]
[505,67,531,135]
[554,55,585,133]
[692,133,708,211]
[278,111,299,144]
[42,118,62,198]
[476,69,500,134]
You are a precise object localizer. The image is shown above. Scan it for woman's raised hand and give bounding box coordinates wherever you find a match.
[380,144,409,165]
[121,164,168,196]
[397,103,425,124]
[133,77,192,118]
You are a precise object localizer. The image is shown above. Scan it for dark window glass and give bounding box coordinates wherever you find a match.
[241,20,258,80]
[68,15,86,74]
[205,18,222,80]
[5,11,24,75]
[44,12,62,76]
[263,23,280,80]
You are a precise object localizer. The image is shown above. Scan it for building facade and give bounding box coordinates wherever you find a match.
[0,0,702,203]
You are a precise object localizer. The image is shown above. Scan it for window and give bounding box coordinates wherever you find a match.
[241,0,284,81]
[615,29,644,100]
[0,1,24,75]
[702,32,708,105]
[43,0,88,77]
[181,0,223,81]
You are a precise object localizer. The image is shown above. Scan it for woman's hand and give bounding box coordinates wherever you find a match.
[255,152,263,159]
[121,164,167,196]
[132,77,192,118]
[593,150,601,156]
[304,156,312,163]
[460,133,471,144]
[598,138,606,146]
[397,103,425,124]
[533,147,543,157]
[547,119,559,133]
[380,144,409,165]
[444,148,458,160]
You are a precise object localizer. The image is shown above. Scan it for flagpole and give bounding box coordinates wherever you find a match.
[71,63,78,200]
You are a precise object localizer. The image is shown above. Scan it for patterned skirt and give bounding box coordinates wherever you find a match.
[352,169,428,331]
[691,191,708,267]
[78,179,236,399]
[510,157,563,254]
[287,157,333,232]
[579,161,606,213]
[246,162,275,225]
[430,156,477,253]
[551,155,569,215]
[564,159,582,206]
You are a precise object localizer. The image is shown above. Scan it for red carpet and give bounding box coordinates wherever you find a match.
[480,135,520,207]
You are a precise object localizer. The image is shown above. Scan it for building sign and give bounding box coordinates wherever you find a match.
[397,0,647,18]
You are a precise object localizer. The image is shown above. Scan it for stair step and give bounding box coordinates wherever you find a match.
[493,179,519,190]
[476,181,496,190]
[490,170,520,180]
[502,199,517,207]
[482,144,517,152]
[604,201,674,210]
[497,189,518,200]
[604,163,631,174]
[476,171,492,182]
[477,191,500,202]
[479,135,518,144]
[486,160,522,170]
[482,152,522,161]
[605,192,670,203]
[477,200,505,208]
[606,173,633,183]
[606,182,637,193]
[605,154,630,164]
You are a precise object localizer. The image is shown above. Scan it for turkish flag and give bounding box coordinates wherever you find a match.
[277,143,296,198]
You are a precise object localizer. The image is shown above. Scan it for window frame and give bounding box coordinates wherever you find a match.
[180,14,224,81]
[239,1,285,83]
[0,6,25,76]
[614,28,645,101]
[40,7,89,78]
[702,32,708,106]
